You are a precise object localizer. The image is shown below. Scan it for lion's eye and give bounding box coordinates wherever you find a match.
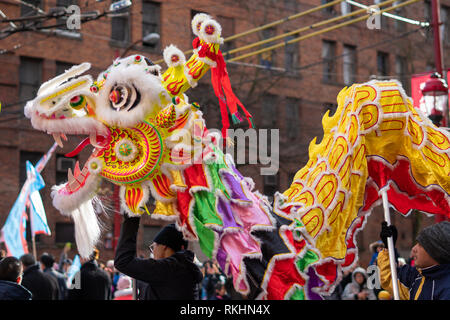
[109,84,140,112]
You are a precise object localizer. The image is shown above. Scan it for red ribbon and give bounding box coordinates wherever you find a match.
[194,37,253,139]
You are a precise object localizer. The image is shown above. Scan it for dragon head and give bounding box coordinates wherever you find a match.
[25,54,173,210]
[24,14,227,258]
[23,52,209,257]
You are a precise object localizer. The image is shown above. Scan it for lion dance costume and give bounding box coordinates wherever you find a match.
[24,14,450,299]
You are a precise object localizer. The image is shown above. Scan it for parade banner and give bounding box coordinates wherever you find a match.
[66,254,81,288]
[0,180,30,257]
[27,161,51,236]
[0,143,57,257]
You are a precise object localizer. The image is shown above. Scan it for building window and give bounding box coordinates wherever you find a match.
[424,0,432,21]
[20,0,42,17]
[191,10,209,40]
[322,0,337,15]
[217,15,235,57]
[284,35,299,75]
[55,223,75,243]
[111,0,130,43]
[377,51,389,77]
[374,0,389,28]
[441,6,450,45]
[324,102,338,116]
[288,172,297,184]
[343,44,356,85]
[341,1,353,16]
[19,151,43,186]
[142,1,161,50]
[261,94,278,128]
[56,61,74,76]
[263,175,278,204]
[393,1,407,32]
[284,0,298,11]
[322,40,336,83]
[19,57,43,104]
[260,27,276,68]
[56,155,77,185]
[286,98,300,140]
[395,55,409,93]
[54,0,79,32]
[424,0,433,42]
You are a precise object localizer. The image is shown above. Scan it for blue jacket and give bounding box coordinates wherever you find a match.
[378,250,450,300]
[0,280,32,300]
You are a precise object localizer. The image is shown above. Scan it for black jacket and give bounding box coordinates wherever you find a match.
[114,216,203,300]
[21,264,59,300]
[0,280,32,300]
[44,268,68,300]
[67,260,112,300]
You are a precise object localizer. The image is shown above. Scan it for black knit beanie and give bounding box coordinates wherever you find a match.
[153,224,188,252]
[416,221,450,265]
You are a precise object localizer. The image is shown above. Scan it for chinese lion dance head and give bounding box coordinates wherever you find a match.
[24,14,228,257]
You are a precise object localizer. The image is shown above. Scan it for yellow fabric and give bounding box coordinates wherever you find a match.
[414,276,426,300]
[154,200,177,217]
[282,81,450,260]
[377,249,410,300]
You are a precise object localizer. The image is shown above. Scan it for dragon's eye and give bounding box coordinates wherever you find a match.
[109,84,140,112]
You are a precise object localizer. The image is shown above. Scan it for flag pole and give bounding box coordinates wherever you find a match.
[380,187,400,300]
[31,234,37,260]
[132,278,137,300]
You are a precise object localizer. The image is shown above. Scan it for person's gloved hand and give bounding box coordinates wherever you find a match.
[380,221,398,248]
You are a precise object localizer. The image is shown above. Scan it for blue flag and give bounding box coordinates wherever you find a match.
[66,255,81,287]
[1,143,57,257]
[0,180,30,258]
[27,161,51,236]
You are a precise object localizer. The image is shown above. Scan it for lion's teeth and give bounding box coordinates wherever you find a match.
[67,168,75,183]
[89,133,102,148]
[52,133,64,148]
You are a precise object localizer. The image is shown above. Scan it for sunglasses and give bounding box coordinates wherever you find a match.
[148,242,156,255]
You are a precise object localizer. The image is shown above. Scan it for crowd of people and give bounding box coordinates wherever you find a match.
[0,220,449,300]
[0,222,239,301]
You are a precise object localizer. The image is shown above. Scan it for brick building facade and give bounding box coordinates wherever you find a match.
[0,0,448,267]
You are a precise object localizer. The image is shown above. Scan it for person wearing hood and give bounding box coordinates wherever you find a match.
[114,216,203,300]
[0,256,32,300]
[377,221,450,300]
[369,240,385,265]
[341,267,377,300]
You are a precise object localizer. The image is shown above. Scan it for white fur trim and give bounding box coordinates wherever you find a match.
[119,184,151,217]
[37,62,91,97]
[191,13,212,37]
[163,45,186,67]
[200,19,224,44]
[87,158,103,175]
[70,200,101,259]
[28,115,109,137]
[95,61,165,128]
[51,174,101,213]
